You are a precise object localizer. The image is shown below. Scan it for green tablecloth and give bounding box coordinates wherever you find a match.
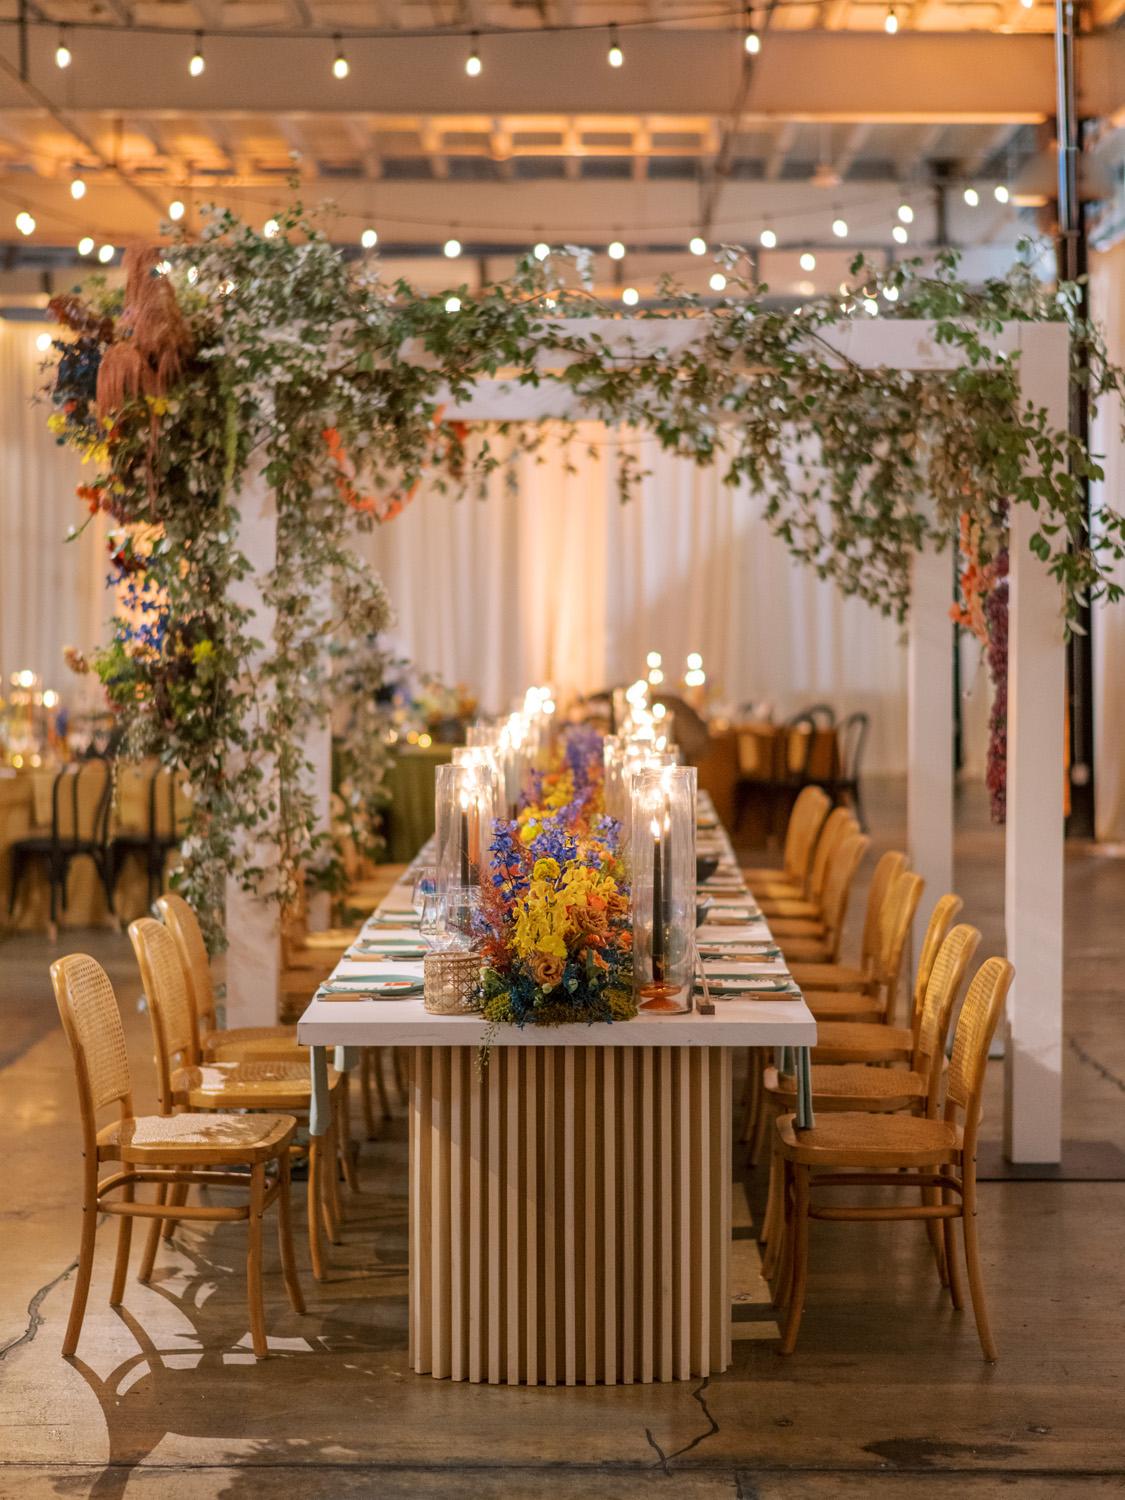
[382,744,453,863]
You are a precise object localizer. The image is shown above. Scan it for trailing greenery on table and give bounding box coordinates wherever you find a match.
[42,200,1125,941]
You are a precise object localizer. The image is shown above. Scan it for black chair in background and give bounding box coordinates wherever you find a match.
[8,756,115,938]
[785,703,836,731]
[110,763,181,911]
[831,710,871,830]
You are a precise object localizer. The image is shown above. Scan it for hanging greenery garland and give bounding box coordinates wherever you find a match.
[41,201,1125,942]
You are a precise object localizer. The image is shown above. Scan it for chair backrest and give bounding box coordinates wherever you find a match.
[807,806,857,904]
[911,894,964,1040]
[780,785,831,888]
[943,956,1016,1150]
[838,711,870,783]
[785,703,835,729]
[50,953,133,1152]
[149,764,178,840]
[859,851,906,974]
[913,923,981,1111]
[52,756,112,846]
[817,830,870,958]
[129,916,200,1109]
[874,870,925,1022]
[157,892,217,1034]
[736,725,778,778]
[784,716,817,778]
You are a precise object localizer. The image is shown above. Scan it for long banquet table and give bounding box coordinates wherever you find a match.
[298,793,816,1385]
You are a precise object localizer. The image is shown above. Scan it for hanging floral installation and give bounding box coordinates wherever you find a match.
[41,199,1125,942]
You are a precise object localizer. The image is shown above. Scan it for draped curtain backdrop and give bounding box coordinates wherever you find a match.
[0,322,111,703]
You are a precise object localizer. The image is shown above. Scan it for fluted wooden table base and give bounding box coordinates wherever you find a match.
[409,1044,732,1385]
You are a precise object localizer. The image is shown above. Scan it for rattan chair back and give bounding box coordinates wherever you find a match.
[817,830,869,959]
[157,892,217,1035]
[911,894,964,1038]
[806,806,857,905]
[781,785,831,890]
[945,957,1015,1140]
[873,870,925,1023]
[859,851,906,974]
[913,923,981,1107]
[129,916,200,1108]
[51,953,133,1146]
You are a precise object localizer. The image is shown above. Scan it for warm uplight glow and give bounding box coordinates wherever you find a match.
[444,238,462,258]
[445,296,462,312]
[78,236,94,255]
[709,272,727,291]
[608,241,625,260]
[71,179,86,200]
[36,333,52,351]
[622,287,639,306]
[361,228,377,248]
[760,228,776,248]
[98,244,114,263]
[892,225,908,245]
[832,218,847,238]
[800,252,816,271]
[169,200,185,221]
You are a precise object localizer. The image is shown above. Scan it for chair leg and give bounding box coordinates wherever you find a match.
[109,1182,135,1305]
[375,1048,393,1120]
[942,1171,966,1311]
[307,1142,328,1282]
[162,1180,189,1241]
[778,1164,810,1355]
[920,1176,948,1286]
[323,1112,343,1244]
[760,1125,784,1278]
[772,1158,795,1309]
[359,1049,378,1140]
[246,1162,267,1358]
[393,1048,409,1106]
[961,1174,997,1360]
[747,1059,771,1168]
[276,1154,305,1315]
[138,1184,167,1283]
[62,1170,99,1357]
[338,1074,360,1193]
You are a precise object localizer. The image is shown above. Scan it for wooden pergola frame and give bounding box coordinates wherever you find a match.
[225,316,1069,1166]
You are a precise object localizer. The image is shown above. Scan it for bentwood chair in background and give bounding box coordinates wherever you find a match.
[772,955,1015,1359]
[110,762,182,912]
[742,785,831,900]
[811,711,871,830]
[773,831,870,967]
[9,756,115,938]
[129,917,346,1282]
[797,867,924,1026]
[753,807,856,923]
[50,952,303,1358]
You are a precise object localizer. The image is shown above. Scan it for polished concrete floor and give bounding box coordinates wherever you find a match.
[2,778,1124,1500]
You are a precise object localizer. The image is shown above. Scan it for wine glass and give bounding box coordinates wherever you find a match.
[412,866,436,912]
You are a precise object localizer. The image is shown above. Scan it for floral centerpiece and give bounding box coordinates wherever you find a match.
[476,729,635,1028]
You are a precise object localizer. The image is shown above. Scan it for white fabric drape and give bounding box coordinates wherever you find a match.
[358,424,912,774]
[1090,243,1125,843]
[0,322,111,697]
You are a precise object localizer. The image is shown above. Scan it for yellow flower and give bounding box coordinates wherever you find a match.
[47,412,67,434]
[192,640,215,663]
[532,857,560,882]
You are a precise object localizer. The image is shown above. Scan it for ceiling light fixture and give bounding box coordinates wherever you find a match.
[832,217,848,237]
[78,236,94,255]
[55,26,71,67]
[884,7,898,32]
[622,286,639,305]
[760,227,776,248]
[15,212,34,236]
[70,179,86,200]
[189,33,204,76]
[689,236,707,255]
[897,204,913,223]
[995,184,1010,203]
[333,37,349,78]
[745,11,760,53]
[445,296,462,312]
[98,244,115,263]
[963,186,979,206]
[892,224,908,244]
[361,228,378,248]
[169,200,185,221]
[466,34,481,76]
[800,252,816,270]
[608,24,623,67]
[534,241,550,260]
[608,240,625,260]
[264,219,280,238]
[709,272,727,291]
[444,237,462,258]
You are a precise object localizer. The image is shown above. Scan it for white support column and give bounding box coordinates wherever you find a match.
[304,716,334,932]
[907,529,955,964]
[224,457,282,1028]
[1003,322,1069,1164]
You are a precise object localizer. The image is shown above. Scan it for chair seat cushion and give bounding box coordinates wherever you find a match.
[788,962,869,991]
[810,1021,912,1064]
[99,1111,297,1164]
[776,1110,961,1167]
[172,1058,338,1110]
[765,1063,925,1112]
[803,990,884,1021]
[204,1025,304,1064]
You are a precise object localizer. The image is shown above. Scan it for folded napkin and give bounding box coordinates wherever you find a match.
[702,958,790,978]
[697,923,773,945]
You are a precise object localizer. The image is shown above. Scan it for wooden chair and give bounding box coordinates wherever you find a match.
[772,954,1015,1358]
[50,952,303,1358]
[158,893,302,1064]
[781,845,903,949]
[742,785,831,899]
[9,756,115,938]
[129,917,344,1282]
[773,831,869,967]
[110,762,182,912]
[798,868,924,1025]
[755,807,857,923]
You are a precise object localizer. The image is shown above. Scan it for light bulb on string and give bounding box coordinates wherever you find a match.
[37,332,52,352]
[533,241,550,260]
[71,179,86,200]
[55,26,71,67]
[98,244,115,264]
[189,33,204,76]
[995,184,1010,203]
[709,272,726,291]
[832,216,847,237]
[444,237,462,258]
[264,219,280,238]
[333,37,349,78]
[745,24,760,52]
[607,24,623,67]
[608,240,625,260]
[361,228,378,248]
[892,224,908,244]
[897,203,913,223]
[15,212,34,236]
[445,296,462,312]
[622,286,639,306]
[800,252,816,271]
[78,236,94,255]
[169,200,185,221]
[689,236,706,255]
[883,284,900,301]
[466,34,481,76]
[963,186,979,206]
[884,7,898,32]
[760,227,776,248]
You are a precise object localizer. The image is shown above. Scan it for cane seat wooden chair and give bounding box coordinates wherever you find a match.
[742,786,831,900]
[774,831,869,966]
[157,893,304,1065]
[772,954,1014,1358]
[50,952,303,1358]
[129,917,345,1282]
[799,869,924,1025]
[785,849,903,977]
[757,807,857,925]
